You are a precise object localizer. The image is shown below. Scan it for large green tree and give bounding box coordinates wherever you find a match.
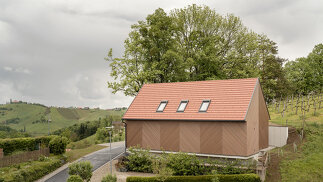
[107,5,287,101]
[285,43,323,94]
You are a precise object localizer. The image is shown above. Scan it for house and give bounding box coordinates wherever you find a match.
[122,78,270,157]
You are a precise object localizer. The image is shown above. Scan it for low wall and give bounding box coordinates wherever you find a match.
[269,126,288,147]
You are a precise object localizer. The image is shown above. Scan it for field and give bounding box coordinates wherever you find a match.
[0,103,126,136]
[266,93,323,182]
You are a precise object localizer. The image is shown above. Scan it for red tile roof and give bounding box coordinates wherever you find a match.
[123,78,258,121]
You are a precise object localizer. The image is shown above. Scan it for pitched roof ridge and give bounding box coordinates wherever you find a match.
[143,77,258,86]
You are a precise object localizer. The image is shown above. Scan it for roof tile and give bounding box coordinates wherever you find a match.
[123,78,258,121]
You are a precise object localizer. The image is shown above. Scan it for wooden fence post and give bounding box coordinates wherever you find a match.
[286,96,289,111]
[0,148,3,159]
[319,93,322,109]
[278,96,282,113]
[291,94,294,112]
[296,94,300,115]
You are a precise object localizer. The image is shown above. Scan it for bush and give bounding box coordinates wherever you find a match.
[101,174,117,182]
[152,154,174,182]
[166,152,206,176]
[125,147,153,173]
[96,127,110,141]
[1,157,62,182]
[124,148,255,176]
[126,174,261,182]
[49,136,68,155]
[68,161,93,182]
[67,175,83,182]
[0,136,54,155]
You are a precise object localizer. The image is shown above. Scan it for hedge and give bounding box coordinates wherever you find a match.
[0,157,62,182]
[0,136,54,155]
[126,174,260,182]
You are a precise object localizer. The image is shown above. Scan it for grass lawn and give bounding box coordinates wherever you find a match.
[266,94,323,182]
[65,144,107,162]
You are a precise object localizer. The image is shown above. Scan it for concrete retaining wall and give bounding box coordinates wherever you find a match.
[269,126,288,147]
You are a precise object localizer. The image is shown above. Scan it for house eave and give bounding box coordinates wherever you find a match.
[122,118,246,122]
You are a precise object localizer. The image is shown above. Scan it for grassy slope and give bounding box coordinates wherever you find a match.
[266,94,323,182]
[66,144,107,162]
[0,103,125,136]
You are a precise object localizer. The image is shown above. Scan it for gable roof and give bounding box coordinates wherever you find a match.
[123,78,259,121]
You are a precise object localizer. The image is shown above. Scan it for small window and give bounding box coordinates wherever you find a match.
[156,101,168,112]
[199,100,210,112]
[177,100,188,112]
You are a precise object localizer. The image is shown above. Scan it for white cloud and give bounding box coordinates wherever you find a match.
[3,66,31,74]
[3,66,13,71]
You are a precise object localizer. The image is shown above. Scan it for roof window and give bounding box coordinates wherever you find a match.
[199,100,210,112]
[156,101,168,112]
[177,100,188,112]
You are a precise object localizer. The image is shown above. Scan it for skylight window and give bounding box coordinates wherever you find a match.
[177,100,188,112]
[156,101,168,112]
[199,100,210,112]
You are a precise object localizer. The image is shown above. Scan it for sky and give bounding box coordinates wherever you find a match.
[0,0,322,109]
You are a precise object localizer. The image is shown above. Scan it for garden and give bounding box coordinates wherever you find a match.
[0,135,68,182]
[112,147,261,182]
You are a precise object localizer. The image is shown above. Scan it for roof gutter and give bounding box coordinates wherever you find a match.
[122,118,245,122]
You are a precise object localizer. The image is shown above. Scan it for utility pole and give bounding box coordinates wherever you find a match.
[105,126,114,174]
[48,115,51,135]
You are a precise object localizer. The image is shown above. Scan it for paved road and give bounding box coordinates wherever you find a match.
[45,146,125,182]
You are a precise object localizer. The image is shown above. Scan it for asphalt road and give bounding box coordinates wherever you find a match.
[45,146,125,182]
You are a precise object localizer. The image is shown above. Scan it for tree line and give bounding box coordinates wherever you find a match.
[53,115,121,142]
[106,5,322,102]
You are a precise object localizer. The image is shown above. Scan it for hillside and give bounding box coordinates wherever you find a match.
[0,103,126,136]
[266,93,322,182]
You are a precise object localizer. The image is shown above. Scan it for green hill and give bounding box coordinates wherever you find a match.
[0,103,126,136]
[266,93,322,182]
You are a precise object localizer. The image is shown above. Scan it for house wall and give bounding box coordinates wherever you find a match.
[259,85,269,149]
[126,120,248,156]
[245,82,269,155]
[245,82,260,156]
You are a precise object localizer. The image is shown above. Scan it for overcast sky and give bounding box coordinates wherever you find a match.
[0,0,322,109]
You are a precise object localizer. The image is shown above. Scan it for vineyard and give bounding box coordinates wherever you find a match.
[266,92,323,182]
[269,92,322,127]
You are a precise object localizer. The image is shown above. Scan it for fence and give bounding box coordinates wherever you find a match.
[0,148,49,168]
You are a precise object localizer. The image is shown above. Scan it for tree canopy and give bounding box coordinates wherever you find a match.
[284,43,323,95]
[106,5,311,101]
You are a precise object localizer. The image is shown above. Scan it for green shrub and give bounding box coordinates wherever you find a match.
[166,152,206,176]
[125,147,153,173]
[126,174,260,182]
[1,157,62,182]
[125,148,255,175]
[101,174,117,182]
[96,127,110,141]
[68,161,93,182]
[67,175,83,182]
[49,136,68,155]
[0,136,54,155]
[152,154,174,181]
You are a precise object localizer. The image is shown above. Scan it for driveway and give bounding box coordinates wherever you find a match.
[43,142,125,182]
